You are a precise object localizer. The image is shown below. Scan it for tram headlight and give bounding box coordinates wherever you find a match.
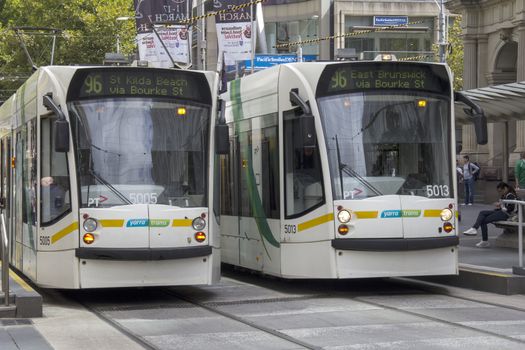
[440,209,453,221]
[192,217,206,230]
[195,232,206,242]
[337,209,351,223]
[83,233,95,244]
[83,218,98,232]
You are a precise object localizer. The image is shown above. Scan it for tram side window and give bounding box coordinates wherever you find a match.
[284,109,324,218]
[22,120,37,225]
[40,117,71,225]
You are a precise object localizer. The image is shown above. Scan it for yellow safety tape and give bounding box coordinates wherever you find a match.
[398,54,434,61]
[99,219,124,228]
[0,262,34,292]
[354,211,378,219]
[172,219,193,227]
[51,222,79,244]
[424,210,442,217]
[298,213,334,232]
[9,269,33,292]
[460,267,513,278]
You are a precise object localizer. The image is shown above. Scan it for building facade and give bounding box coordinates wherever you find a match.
[447,0,525,178]
[201,0,447,70]
[334,0,448,61]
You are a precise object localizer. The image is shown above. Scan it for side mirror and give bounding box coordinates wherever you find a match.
[54,119,70,152]
[215,123,229,155]
[472,112,488,145]
[300,114,316,148]
[454,91,488,145]
[43,93,70,152]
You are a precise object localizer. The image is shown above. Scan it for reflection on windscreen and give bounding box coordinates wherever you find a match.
[69,98,210,207]
[318,92,451,200]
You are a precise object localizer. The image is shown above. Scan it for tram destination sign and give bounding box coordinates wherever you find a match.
[316,62,450,98]
[68,68,211,103]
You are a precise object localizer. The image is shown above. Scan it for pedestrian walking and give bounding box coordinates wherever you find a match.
[463,182,517,248]
[461,155,479,205]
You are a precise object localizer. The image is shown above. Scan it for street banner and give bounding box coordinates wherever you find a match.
[214,0,254,65]
[134,0,192,67]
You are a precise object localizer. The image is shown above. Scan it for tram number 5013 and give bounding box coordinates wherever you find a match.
[426,185,449,198]
[284,224,297,234]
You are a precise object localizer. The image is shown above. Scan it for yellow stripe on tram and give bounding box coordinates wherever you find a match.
[172,219,193,227]
[51,222,79,244]
[354,211,378,219]
[298,213,334,232]
[99,219,124,227]
[424,210,442,217]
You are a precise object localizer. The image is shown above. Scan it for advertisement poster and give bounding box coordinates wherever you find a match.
[134,0,192,66]
[214,0,254,65]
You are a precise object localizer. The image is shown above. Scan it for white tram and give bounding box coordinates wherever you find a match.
[218,59,486,278]
[0,66,227,288]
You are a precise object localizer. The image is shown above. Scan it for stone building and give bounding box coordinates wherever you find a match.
[447,0,525,179]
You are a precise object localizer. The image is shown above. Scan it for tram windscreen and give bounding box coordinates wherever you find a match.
[69,98,210,207]
[318,92,452,199]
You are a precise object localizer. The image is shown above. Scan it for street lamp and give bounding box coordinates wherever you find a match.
[433,0,447,63]
[116,16,133,54]
[296,15,319,63]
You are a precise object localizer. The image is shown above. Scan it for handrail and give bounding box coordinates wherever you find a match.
[501,199,525,275]
[1,212,9,306]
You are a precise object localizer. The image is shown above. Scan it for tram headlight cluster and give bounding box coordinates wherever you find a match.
[440,209,453,221]
[192,217,206,230]
[83,218,98,232]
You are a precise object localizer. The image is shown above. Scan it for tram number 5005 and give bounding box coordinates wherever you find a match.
[426,185,449,198]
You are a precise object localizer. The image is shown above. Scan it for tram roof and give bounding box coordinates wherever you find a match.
[455,81,525,124]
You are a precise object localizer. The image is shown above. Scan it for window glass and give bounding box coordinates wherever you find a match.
[318,92,451,200]
[40,117,71,225]
[284,109,323,218]
[69,98,210,208]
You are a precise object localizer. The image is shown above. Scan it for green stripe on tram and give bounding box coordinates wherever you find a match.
[230,79,280,250]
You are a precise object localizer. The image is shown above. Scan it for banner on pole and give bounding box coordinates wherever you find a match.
[214,0,254,65]
[134,0,192,67]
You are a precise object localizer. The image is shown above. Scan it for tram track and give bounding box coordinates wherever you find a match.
[68,273,525,349]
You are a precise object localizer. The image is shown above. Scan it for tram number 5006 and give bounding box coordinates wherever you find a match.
[426,185,449,198]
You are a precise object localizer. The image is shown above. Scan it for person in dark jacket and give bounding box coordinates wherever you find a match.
[463,182,517,248]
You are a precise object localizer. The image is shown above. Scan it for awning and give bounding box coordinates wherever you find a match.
[455,81,525,124]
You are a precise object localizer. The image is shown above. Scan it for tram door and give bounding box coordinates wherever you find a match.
[238,121,264,271]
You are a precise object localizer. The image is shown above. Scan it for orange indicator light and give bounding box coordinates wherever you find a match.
[195,232,206,242]
[338,225,349,235]
[83,233,95,244]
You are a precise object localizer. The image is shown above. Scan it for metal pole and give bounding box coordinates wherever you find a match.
[250,4,255,73]
[1,213,9,306]
[518,204,523,269]
[50,31,57,65]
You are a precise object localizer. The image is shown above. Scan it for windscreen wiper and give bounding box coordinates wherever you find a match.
[89,168,132,205]
[334,134,382,197]
[339,163,383,196]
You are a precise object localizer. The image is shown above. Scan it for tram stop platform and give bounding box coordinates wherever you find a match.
[421,180,525,295]
[0,264,42,318]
